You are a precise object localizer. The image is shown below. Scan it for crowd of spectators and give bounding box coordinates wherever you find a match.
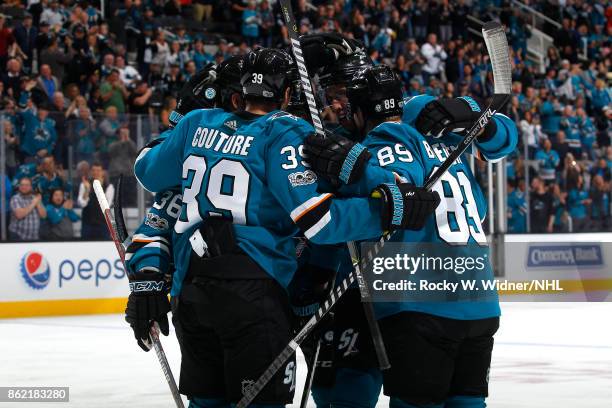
[0,0,610,240]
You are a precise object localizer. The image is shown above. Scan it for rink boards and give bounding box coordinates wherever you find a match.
[0,241,128,318]
[1,235,611,318]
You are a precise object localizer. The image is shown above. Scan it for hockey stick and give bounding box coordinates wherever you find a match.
[280,0,391,375]
[113,174,129,245]
[236,21,511,408]
[92,180,185,408]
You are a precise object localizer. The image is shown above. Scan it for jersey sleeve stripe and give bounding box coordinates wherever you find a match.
[290,193,333,223]
[132,234,170,245]
[303,211,332,239]
[291,193,333,239]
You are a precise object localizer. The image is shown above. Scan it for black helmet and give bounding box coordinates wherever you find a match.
[347,65,404,120]
[318,50,373,88]
[241,48,295,101]
[215,55,245,111]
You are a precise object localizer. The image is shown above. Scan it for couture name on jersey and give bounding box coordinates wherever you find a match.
[191,126,254,156]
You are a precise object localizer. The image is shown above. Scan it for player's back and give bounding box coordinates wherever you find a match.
[364,121,500,320]
[177,109,316,289]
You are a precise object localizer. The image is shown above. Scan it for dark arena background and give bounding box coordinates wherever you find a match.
[0,0,611,407]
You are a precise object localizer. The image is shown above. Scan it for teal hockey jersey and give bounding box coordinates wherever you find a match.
[134,108,385,295]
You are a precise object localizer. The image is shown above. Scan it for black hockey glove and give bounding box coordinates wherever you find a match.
[125,268,171,352]
[375,182,441,231]
[415,96,498,140]
[300,32,362,73]
[169,63,217,128]
[304,132,371,186]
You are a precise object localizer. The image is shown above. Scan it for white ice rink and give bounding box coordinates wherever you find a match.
[1,303,611,407]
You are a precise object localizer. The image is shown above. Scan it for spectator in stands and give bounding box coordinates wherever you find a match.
[0,14,14,70]
[420,33,447,82]
[100,53,115,79]
[242,1,261,47]
[577,107,597,158]
[20,101,57,160]
[552,130,570,169]
[99,69,128,114]
[127,80,153,115]
[74,107,98,163]
[36,64,60,102]
[551,183,569,232]
[98,106,120,162]
[78,162,113,240]
[42,188,79,240]
[108,126,137,182]
[560,105,582,156]
[33,155,70,205]
[39,36,74,87]
[2,58,23,99]
[591,158,611,183]
[193,0,214,23]
[3,118,19,178]
[590,79,611,113]
[590,174,610,230]
[13,14,37,71]
[530,176,555,233]
[190,38,213,71]
[0,170,11,232]
[507,179,527,233]
[520,111,544,157]
[535,138,560,183]
[9,177,47,241]
[40,0,67,29]
[567,175,591,232]
[116,55,141,89]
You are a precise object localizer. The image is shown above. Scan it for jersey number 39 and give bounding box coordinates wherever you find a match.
[175,155,250,233]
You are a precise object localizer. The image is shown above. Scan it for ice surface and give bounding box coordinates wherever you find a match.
[1,303,611,407]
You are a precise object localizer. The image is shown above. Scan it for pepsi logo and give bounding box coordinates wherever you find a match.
[20,252,50,290]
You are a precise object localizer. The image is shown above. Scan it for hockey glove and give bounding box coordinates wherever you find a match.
[415,96,498,140]
[125,268,171,352]
[300,32,362,73]
[375,182,441,231]
[169,63,217,128]
[304,132,371,186]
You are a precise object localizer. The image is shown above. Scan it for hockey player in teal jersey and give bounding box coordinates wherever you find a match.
[302,57,518,407]
[133,48,439,407]
[124,57,246,354]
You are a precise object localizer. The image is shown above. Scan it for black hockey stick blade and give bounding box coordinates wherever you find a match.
[113,174,129,243]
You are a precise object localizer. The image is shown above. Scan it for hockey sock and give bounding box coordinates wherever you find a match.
[389,397,443,408]
[311,385,332,408]
[329,368,382,408]
[445,395,486,408]
[189,397,230,408]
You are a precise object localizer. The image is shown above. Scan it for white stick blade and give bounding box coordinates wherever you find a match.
[482,21,512,95]
[92,180,110,211]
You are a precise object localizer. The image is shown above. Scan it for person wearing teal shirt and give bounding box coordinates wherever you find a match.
[43,188,79,240]
[567,175,591,232]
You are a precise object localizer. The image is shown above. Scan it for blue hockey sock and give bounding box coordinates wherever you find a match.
[312,384,332,407]
[389,397,443,408]
[189,397,230,408]
[329,368,382,408]
[445,395,486,408]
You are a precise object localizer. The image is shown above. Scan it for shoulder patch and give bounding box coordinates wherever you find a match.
[288,170,317,187]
